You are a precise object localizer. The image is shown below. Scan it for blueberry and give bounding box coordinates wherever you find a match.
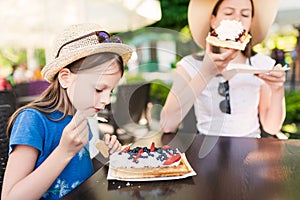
[132,147,141,153]
[143,147,149,152]
[128,156,134,160]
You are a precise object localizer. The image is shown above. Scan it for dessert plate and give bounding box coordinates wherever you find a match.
[221,64,290,80]
[107,154,197,181]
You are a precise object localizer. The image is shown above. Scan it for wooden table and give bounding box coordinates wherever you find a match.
[62,133,300,200]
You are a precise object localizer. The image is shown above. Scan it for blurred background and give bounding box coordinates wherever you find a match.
[1,0,300,138]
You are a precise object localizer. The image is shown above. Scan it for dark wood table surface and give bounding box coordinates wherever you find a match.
[62,133,300,200]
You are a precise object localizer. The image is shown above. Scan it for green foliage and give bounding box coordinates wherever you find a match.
[282,123,298,133]
[0,48,45,69]
[289,133,300,139]
[153,0,190,31]
[34,49,46,67]
[0,53,12,67]
[284,90,300,123]
[149,80,171,104]
[282,123,300,139]
[0,48,27,67]
[282,90,300,139]
[124,74,147,83]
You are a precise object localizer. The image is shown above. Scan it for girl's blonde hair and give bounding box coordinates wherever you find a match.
[7,52,123,137]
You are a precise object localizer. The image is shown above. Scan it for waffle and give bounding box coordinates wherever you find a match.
[109,156,192,179]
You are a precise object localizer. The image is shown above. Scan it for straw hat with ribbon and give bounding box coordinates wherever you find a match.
[42,23,133,82]
[188,0,279,49]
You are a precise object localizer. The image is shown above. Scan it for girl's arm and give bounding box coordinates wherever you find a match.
[160,46,238,133]
[258,64,286,134]
[160,64,205,133]
[2,111,89,200]
[2,145,74,200]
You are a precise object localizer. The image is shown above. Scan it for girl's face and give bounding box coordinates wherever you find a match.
[211,0,253,32]
[65,59,122,116]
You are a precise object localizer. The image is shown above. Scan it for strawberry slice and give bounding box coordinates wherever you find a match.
[133,148,144,162]
[162,145,170,150]
[150,142,155,152]
[121,146,130,152]
[163,154,181,165]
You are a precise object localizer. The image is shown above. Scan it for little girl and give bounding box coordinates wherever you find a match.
[2,23,133,199]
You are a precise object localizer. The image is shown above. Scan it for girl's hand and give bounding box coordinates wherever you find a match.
[104,134,122,154]
[58,111,89,158]
[206,43,239,74]
[257,64,286,92]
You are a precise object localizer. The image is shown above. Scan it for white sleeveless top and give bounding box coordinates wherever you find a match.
[178,53,275,138]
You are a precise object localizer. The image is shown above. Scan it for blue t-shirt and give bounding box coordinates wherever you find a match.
[9,108,94,199]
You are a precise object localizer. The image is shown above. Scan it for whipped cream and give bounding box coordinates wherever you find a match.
[215,20,244,41]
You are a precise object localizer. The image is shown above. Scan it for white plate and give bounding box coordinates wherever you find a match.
[221,64,290,80]
[107,154,197,181]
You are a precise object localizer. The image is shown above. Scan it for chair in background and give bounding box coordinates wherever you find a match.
[13,80,50,107]
[113,82,151,126]
[0,91,16,194]
[113,82,151,133]
[98,82,151,143]
[177,106,198,134]
[0,90,16,114]
[27,80,50,96]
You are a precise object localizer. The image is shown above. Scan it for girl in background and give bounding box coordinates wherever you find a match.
[161,0,286,138]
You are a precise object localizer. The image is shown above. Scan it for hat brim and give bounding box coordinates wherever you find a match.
[42,43,133,82]
[188,0,279,49]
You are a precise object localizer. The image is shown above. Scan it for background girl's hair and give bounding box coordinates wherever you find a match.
[6,52,123,137]
[212,0,254,17]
